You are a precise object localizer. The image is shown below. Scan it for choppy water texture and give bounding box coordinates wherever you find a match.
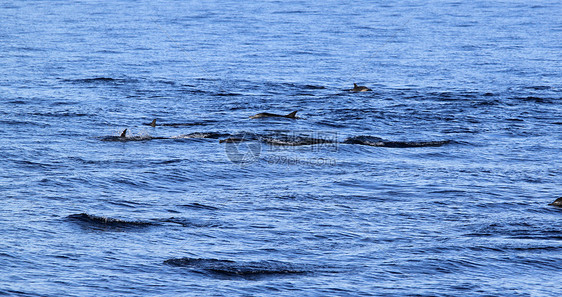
[1,0,561,296]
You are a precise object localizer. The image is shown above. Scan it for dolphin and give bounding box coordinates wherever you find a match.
[219,137,247,144]
[549,197,562,207]
[348,83,372,92]
[120,129,127,138]
[249,111,298,119]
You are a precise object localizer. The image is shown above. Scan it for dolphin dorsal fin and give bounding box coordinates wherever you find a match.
[354,83,358,88]
[120,129,127,138]
[150,119,157,127]
[286,111,298,118]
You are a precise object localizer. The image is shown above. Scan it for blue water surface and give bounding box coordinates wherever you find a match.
[1,1,561,296]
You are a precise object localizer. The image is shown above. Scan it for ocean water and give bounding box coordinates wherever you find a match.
[1,0,561,296]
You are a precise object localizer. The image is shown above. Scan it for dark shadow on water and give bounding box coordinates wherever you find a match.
[164,257,314,280]
[66,213,156,231]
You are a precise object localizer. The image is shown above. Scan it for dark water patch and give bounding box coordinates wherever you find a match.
[395,257,483,275]
[151,159,184,165]
[429,91,456,101]
[7,100,27,104]
[524,86,551,90]
[466,221,562,240]
[113,177,149,187]
[303,85,326,89]
[155,79,178,86]
[0,289,42,296]
[0,252,15,259]
[66,213,156,230]
[159,217,221,228]
[343,136,451,148]
[459,92,479,99]
[183,89,212,95]
[31,111,89,117]
[511,96,553,104]
[16,160,58,169]
[180,203,220,211]
[474,99,501,106]
[63,77,134,85]
[100,135,167,142]
[0,119,48,127]
[509,246,562,252]
[50,100,78,106]
[442,127,480,134]
[315,120,348,128]
[164,257,311,279]
[212,92,242,97]
[467,246,505,252]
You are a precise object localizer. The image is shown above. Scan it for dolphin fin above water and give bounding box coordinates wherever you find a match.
[142,119,157,127]
[249,111,298,119]
[285,111,298,118]
[349,83,372,92]
[549,197,562,207]
[120,129,127,138]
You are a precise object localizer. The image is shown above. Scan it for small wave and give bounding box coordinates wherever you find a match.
[303,85,326,89]
[524,86,551,90]
[158,217,221,228]
[7,100,26,104]
[512,96,553,104]
[17,160,57,168]
[152,159,184,165]
[344,136,451,148]
[466,221,562,240]
[212,92,242,97]
[164,257,310,278]
[180,203,220,210]
[63,77,133,84]
[31,112,89,117]
[66,213,156,229]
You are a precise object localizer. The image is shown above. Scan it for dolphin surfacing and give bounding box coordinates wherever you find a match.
[249,111,298,119]
[120,129,127,138]
[348,83,372,92]
[549,197,562,207]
